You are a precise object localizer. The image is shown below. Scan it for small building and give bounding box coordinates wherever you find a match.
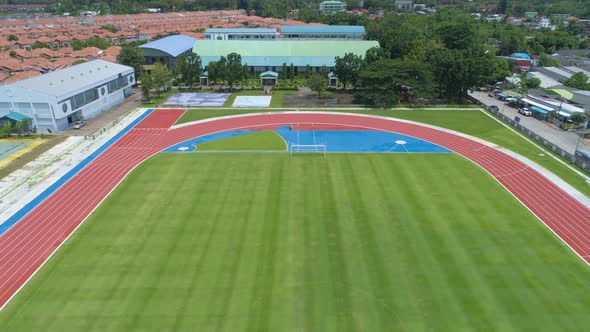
[538,16,555,29]
[319,1,347,13]
[260,71,278,86]
[204,28,279,41]
[395,0,413,10]
[0,112,31,130]
[0,59,135,132]
[281,25,365,40]
[139,35,197,70]
[328,72,338,86]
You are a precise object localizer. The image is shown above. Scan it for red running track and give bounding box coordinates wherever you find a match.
[1,110,589,311]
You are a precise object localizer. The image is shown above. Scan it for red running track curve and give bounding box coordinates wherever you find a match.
[1,109,589,311]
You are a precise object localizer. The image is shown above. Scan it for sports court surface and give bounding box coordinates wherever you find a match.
[0,140,45,169]
[1,110,590,330]
[163,93,230,107]
[232,96,272,108]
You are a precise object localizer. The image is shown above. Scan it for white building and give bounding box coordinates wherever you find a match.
[538,17,555,30]
[394,0,413,10]
[204,28,279,41]
[0,60,135,132]
[319,1,347,13]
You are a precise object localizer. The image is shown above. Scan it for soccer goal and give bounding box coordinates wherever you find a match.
[290,144,327,156]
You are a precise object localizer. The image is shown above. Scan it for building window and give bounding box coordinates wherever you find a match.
[106,74,131,94]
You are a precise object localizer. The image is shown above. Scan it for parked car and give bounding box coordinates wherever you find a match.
[517,108,532,116]
[488,105,499,112]
[72,120,87,129]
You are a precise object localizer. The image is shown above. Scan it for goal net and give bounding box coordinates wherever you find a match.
[290,144,327,156]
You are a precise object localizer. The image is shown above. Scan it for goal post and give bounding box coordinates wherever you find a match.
[290,144,327,156]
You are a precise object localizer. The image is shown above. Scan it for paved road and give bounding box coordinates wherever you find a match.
[470,91,586,154]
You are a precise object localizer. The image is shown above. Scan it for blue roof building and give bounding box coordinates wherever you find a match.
[139,35,197,69]
[281,25,365,40]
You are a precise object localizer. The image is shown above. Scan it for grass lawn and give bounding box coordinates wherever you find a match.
[175,109,590,197]
[2,153,590,331]
[197,131,287,150]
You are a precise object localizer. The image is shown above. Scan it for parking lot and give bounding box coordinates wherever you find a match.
[470,91,585,154]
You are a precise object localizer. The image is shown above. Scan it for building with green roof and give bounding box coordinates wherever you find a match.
[193,39,379,74]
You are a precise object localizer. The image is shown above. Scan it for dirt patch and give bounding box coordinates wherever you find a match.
[283,89,360,107]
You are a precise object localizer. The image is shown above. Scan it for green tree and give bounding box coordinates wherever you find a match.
[100,25,118,33]
[304,65,312,79]
[538,53,560,67]
[73,59,87,65]
[117,45,145,77]
[364,46,387,66]
[151,63,172,96]
[139,72,155,101]
[490,59,513,82]
[428,47,492,103]
[0,122,12,138]
[524,77,541,89]
[223,53,244,91]
[282,63,288,79]
[207,60,223,85]
[174,53,202,90]
[289,63,295,82]
[569,112,587,125]
[358,58,433,106]
[564,72,590,90]
[32,41,51,49]
[334,52,363,90]
[7,34,18,41]
[307,73,328,98]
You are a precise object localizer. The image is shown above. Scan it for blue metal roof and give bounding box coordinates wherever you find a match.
[511,53,531,60]
[530,106,549,114]
[281,25,365,34]
[1,112,31,122]
[205,28,277,34]
[139,35,197,57]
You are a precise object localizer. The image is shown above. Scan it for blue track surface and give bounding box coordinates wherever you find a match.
[0,109,154,236]
[163,130,256,152]
[276,127,451,153]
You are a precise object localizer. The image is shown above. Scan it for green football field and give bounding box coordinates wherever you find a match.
[2,150,590,331]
